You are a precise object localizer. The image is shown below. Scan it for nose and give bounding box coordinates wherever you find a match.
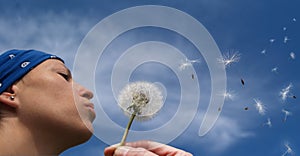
[82,89,93,100]
[75,83,94,100]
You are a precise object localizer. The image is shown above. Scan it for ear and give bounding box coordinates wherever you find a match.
[0,85,19,109]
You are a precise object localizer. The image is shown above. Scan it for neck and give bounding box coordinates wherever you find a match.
[0,117,63,156]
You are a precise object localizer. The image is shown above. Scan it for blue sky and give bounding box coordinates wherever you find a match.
[0,0,299,155]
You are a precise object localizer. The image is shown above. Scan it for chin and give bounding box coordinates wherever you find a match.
[83,119,95,134]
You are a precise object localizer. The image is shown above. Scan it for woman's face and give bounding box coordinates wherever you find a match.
[15,59,95,143]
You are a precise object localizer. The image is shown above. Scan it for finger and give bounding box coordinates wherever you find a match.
[125,140,193,156]
[125,140,161,149]
[104,143,119,156]
[114,146,158,156]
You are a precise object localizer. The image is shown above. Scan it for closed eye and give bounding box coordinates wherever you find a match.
[59,73,71,81]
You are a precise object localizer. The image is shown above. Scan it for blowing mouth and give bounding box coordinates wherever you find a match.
[84,103,95,109]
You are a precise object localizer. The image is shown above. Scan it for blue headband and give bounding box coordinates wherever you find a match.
[0,49,64,94]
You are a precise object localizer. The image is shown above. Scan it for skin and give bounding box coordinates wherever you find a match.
[104,140,193,156]
[0,59,95,155]
[0,58,192,155]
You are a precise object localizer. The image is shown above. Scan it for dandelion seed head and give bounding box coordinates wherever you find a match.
[218,51,241,68]
[118,81,164,120]
[254,99,266,115]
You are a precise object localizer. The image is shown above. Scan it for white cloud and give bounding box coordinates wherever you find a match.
[0,11,93,66]
[199,115,254,153]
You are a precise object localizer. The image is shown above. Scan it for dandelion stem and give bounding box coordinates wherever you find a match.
[120,113,136,146]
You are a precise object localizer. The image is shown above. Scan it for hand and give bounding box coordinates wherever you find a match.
[104,140,193,156]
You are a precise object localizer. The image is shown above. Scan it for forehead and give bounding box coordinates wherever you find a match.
[36,59,66,70]
[27,59,67,76]
[17,59,67,85]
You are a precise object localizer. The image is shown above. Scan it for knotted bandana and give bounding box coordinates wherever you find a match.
[0,49,64,94]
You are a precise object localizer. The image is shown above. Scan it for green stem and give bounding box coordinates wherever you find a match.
[120,113,136,146]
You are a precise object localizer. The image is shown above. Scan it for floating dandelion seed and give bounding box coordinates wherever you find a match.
[189,59,201,63]
[261,38,275,55]
[280,83,293,101]
[290,52,295,60]
[118,81,164,145]
[292,18,296,22]
[222,90,235,101]
[263,118,272,127]
[282,142,293,156]
[271,67,279,73]
[282,109,292,122]
[283,27,287,31]
[241,78,245,86]
[254,99,266,115]
[218,51,241,68]
[178,57,200,71]
[284,36,290,43]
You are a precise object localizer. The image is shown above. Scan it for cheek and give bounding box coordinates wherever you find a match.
[17,80,83,130]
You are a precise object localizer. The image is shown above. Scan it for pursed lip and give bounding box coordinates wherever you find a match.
[83,102,96,121]
[84,103,95,109]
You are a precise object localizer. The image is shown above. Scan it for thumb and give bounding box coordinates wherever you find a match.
[114,146,158,156]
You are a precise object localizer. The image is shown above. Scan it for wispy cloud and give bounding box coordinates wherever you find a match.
[199,116,254,153]
[0,11,92,65]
